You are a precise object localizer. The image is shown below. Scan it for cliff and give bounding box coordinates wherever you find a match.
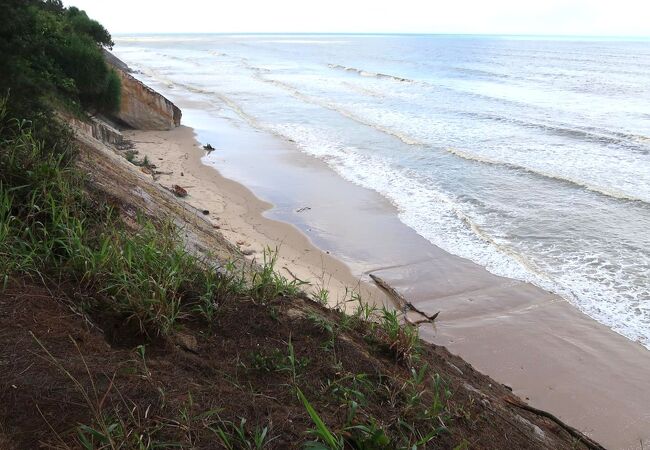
[106,51,181,130]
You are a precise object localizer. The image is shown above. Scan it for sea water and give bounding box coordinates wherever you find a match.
[113,34,650,347]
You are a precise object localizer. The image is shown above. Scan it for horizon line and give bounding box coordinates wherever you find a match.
[111,31,650,39]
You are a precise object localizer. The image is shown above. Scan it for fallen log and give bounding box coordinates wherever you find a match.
[503,396,606,450]
[369,273,439,323]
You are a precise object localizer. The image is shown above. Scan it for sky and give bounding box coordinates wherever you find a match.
[65,0,650,36]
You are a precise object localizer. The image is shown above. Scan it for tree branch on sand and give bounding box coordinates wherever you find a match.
[369,274,439,325]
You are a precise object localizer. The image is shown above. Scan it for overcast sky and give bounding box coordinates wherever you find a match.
[65,0,649,36]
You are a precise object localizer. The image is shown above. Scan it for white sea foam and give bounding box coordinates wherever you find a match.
[327,64,414,83]
[265,123,650,347]
[266,124,557,283]
[251,74,425,146]
[326,102,650,205]
[446,147,650,204]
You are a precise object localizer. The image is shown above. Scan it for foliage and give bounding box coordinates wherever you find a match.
[96,69,122,113]
[0,0,120,145]
[0,105,220,336]
[66,6,114,47]
[249,248,308,301]
[297,389,344,450]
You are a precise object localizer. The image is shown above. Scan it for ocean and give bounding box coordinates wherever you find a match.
[112,34,650,348]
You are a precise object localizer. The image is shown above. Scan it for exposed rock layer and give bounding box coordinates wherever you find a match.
[106,53,181,130]
[68,116,123,145]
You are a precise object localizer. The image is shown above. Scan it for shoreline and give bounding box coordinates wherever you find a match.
[123,125,388,310]
[127,115,650,449]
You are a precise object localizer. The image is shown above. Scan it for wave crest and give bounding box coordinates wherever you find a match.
[327,63,413,83]
[446,147,650,204]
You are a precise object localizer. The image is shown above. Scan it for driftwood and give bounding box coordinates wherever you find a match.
[503,396,606,450]
[369,274,439,324]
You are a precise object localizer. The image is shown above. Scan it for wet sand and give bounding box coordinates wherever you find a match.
[127,106,650,449]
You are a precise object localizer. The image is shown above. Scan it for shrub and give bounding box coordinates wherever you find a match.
[96,69,122,113]
[0,0,121,138]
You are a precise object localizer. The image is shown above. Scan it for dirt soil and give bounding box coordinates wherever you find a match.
[0,280,602,450]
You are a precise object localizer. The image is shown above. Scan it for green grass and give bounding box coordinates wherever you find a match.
[298,388,395,450]
[324,373,373,407]
[69,219,222,335]
[209,417,276,450]
[297,389,344,450]
[123,150,155,170]
[0,105,297,337]
[378,307,421,363]
[249,337,310,384]
[306,312,337,351]
[0,104,86,279]
[249,248,308,302]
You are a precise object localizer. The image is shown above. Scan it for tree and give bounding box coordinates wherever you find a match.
[0,0,120,126]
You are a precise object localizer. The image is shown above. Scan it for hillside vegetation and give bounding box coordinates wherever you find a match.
[0,0,120,149]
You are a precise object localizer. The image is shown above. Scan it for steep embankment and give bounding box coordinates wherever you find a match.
[104,49,181,130]
[0,57,605,449]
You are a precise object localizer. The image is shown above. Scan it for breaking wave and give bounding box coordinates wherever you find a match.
[327,63,413,83]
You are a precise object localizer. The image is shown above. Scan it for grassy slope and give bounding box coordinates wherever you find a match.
[0,114,604,449]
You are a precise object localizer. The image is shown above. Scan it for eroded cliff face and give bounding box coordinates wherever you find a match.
[108,56,181,131]
[68,116,124,145]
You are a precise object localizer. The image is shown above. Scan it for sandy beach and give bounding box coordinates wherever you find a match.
[123,124,388,309]
[125,112,650,450]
